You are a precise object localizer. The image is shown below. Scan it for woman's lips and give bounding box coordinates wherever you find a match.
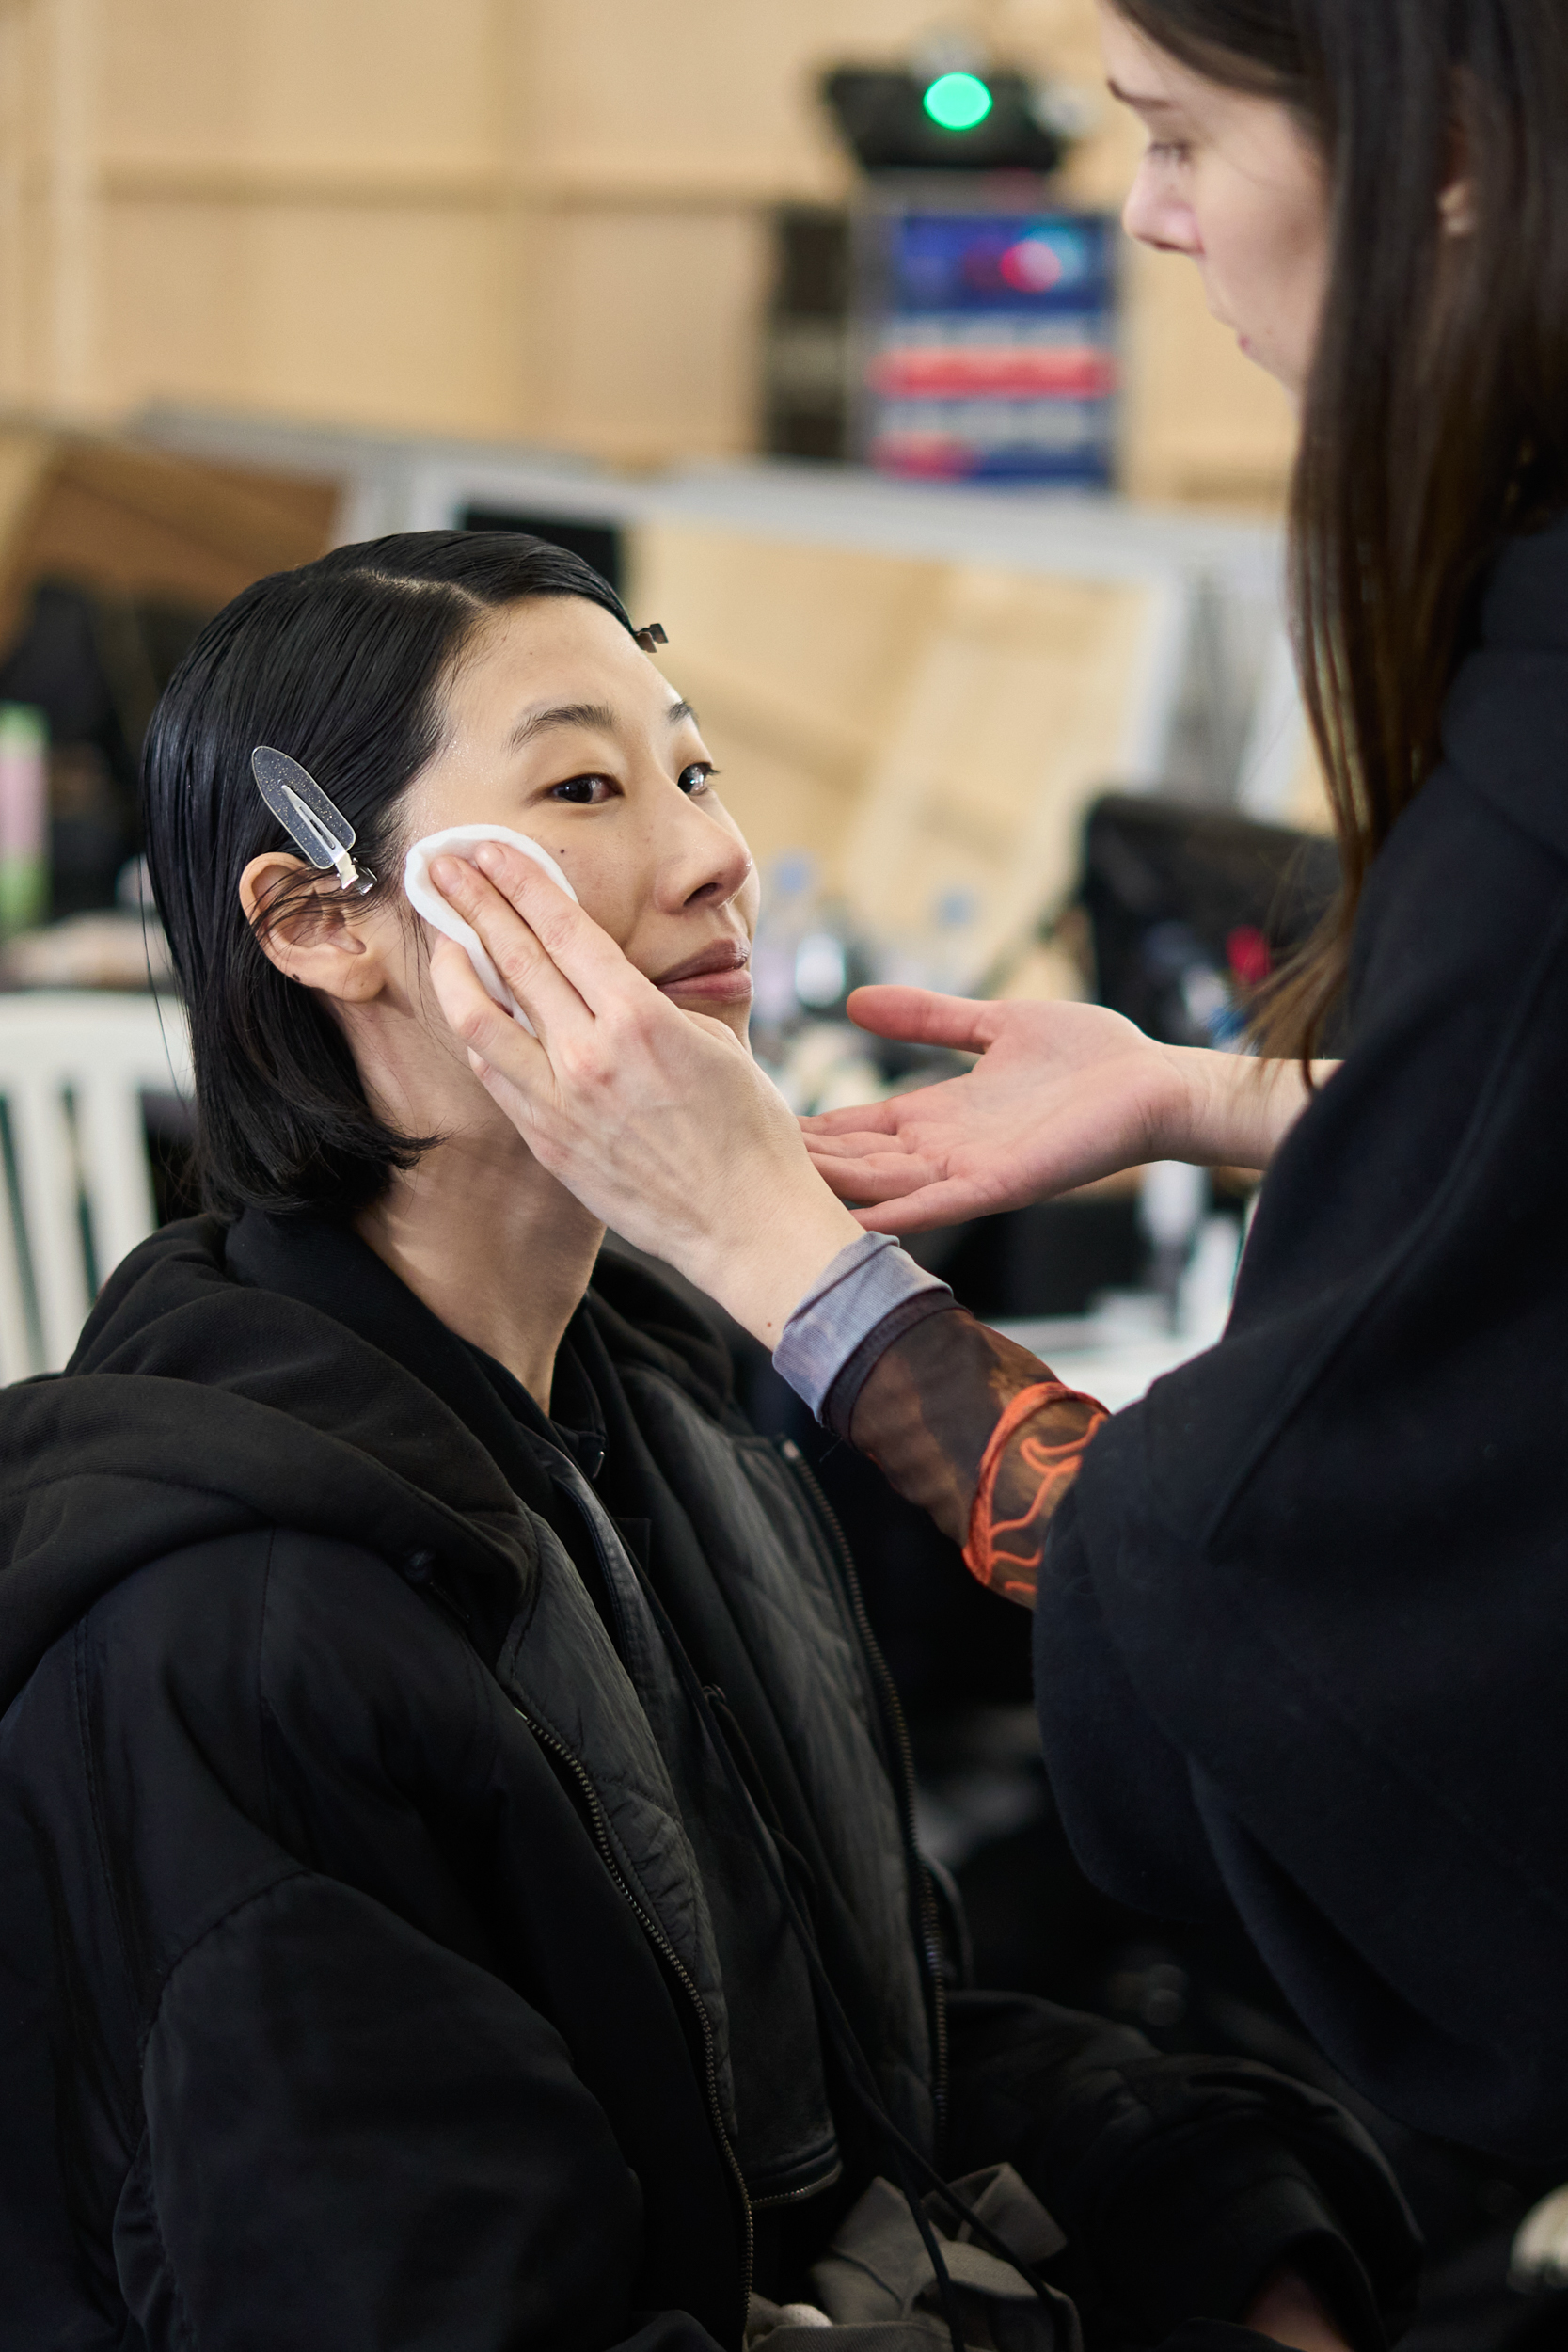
[654,940,753,1006]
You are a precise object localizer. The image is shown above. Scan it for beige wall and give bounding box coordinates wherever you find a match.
[0,0,1295,501]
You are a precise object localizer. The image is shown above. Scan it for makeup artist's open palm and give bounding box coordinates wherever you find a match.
[804,988,1188,1232]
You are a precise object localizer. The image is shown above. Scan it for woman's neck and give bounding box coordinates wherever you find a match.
[355,1131,605,1413]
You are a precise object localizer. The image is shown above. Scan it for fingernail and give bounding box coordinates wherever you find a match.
[473,843,504,876]
[431,856,463,894]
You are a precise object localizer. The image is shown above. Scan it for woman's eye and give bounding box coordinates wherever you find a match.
[678,762,718,796]
[549,774,614,805]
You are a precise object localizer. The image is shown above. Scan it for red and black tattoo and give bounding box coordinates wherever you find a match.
[827,1303,1107,1610]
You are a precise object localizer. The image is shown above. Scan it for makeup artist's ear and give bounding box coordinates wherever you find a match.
[238,852,391,1004]
[1438,176,1474,236]
[1439,98,1476,238]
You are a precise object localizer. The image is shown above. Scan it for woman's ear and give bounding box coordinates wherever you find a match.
[239,852,391,1004]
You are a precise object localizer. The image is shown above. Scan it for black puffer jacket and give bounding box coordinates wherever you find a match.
[0,1212,1418,2350]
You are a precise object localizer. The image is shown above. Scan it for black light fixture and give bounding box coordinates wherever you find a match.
[822,65,1066,175]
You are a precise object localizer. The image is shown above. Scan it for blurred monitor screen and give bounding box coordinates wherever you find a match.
[860,211,1117,485]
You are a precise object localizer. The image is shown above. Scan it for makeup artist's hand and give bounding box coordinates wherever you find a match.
[803,987,1328,1233]
[1242,2265,1355,2352]
[423,843,864,1346]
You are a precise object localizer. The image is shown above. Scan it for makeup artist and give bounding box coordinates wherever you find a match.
[425,0,1568,2185]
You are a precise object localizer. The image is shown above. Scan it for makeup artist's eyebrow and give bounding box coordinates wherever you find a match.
[508,700,617,749]
[1106,78,1180,109]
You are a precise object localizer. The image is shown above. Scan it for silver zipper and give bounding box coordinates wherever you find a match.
[511,1699,754,2313]
[751,2160,845,2213]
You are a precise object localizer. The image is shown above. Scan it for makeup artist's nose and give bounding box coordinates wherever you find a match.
[655,792,753,914]
[1123,162,1200,257]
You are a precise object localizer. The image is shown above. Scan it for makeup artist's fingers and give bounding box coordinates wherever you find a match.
[808,1169,987,1234]
[800,1099,904,1140]
[428,930,637,1168]
[843,985,1006,1054]
[427,856,594,1043]
[845,1178,987,1234]
[465,840,667,1022]
[801,1126,903,1160]
[803,1142,942,1198]
[427,936,554,1095]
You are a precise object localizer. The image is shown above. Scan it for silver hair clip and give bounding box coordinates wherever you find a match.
[634,621,668,653]
[250,746,375,896]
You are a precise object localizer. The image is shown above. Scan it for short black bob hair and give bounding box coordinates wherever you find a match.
[142,529,636,1219]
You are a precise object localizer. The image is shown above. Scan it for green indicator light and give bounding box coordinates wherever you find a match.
[922,71,994,132]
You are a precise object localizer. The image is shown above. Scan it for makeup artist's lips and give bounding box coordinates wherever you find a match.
[653,939,753,1006]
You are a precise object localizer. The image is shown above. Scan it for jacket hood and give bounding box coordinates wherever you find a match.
[0,1213,734,1718]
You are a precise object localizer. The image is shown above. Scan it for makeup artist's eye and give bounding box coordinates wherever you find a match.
[678,762,719,796]
[548,773,616,805]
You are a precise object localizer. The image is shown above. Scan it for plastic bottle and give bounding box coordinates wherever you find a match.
[0,704,48,939]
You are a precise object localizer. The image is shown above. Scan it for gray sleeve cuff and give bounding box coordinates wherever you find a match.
[772,1232,951,1420]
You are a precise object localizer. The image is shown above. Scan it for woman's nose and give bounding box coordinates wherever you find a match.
[656,792,753,914]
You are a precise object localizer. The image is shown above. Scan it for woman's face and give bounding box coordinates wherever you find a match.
[1097,1,1329,396]
[244,594,759,1156]
[402,595,758,1043]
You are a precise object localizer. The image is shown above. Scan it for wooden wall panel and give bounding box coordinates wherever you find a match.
[99,0,508,165]
[98,198,519,436]
[517,0,909,191]
[530,208,768,464]
[0,0,1298,504]
[0,0,50,408]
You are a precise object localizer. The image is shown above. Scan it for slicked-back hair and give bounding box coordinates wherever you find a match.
[1111,0,1568,1060]
[142,530,635,1217]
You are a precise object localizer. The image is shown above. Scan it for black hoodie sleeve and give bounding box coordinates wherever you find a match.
[0,1526,736,2352]
[944,1992,1418,2351]
[1035,718,1568,2169]
[811,534,1568,2180]
[124,1871,679,2350]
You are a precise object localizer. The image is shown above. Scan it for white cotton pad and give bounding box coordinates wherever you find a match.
[404,823,578,1034]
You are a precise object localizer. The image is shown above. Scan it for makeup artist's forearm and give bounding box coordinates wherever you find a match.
[1163,1048,1339,1170]
[839,1306,1106,1602]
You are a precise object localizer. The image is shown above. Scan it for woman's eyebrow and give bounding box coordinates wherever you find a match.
[667,698,700,727]
[508,700,618,748]
[1106,79,1180,111]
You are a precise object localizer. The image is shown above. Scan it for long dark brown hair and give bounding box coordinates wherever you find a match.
[1112,0,1568,1057]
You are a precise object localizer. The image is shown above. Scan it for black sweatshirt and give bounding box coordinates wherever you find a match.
[1037,515,1568,2167]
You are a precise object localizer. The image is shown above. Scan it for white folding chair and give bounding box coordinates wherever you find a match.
[0,992,194,1380]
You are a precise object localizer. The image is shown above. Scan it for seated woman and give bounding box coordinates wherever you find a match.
[0,533,1414,2352]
